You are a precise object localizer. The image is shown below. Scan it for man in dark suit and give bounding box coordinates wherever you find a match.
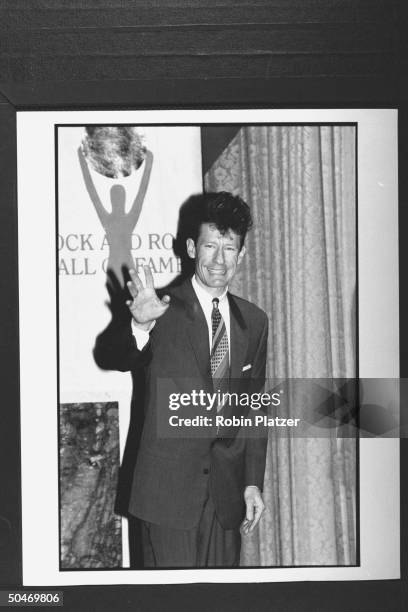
[95,192,268,567]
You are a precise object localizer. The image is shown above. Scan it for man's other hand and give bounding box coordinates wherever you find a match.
[241,486,265,535]
[126,266,170,331]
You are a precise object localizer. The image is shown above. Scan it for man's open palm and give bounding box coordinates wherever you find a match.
[126,266,170,330]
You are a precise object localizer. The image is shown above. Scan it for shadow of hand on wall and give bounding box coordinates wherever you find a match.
[94,195,217,568]
[92,194,207,567]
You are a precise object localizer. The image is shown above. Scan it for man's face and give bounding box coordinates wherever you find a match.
[186,223,245,294]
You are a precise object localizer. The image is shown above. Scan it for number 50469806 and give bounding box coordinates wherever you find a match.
[4,592,62,605]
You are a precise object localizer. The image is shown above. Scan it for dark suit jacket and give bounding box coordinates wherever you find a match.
[95,277,268,530]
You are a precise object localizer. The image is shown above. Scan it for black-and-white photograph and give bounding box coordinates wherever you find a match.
[57,121,358,570]
[16,109,399,585]
[1,0,406,607]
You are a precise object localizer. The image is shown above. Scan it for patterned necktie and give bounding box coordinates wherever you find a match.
[210,298,229,407]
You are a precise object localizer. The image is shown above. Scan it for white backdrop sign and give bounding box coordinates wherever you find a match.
[58,125,202,406]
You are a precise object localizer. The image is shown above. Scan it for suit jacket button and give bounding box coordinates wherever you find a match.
[203,468,209,474]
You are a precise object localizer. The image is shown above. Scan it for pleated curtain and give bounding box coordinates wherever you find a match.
[205,125,357,565]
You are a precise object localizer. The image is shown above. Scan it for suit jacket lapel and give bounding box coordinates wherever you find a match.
[215,293,249,439]
[228,293,249,382]
[180,279,212,384]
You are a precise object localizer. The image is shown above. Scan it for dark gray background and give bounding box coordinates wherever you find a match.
[0,1,407,610]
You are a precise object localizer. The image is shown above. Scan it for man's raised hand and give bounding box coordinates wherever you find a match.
[126,266,170,331]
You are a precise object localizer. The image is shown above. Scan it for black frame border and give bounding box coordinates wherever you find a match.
[0,79,405,611]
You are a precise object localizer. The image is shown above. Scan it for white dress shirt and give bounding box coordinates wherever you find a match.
[191,275,230,357]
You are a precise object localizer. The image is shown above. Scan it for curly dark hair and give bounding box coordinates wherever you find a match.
[181,191,252,249]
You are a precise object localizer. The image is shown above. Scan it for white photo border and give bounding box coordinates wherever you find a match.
[17,109,399,585]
